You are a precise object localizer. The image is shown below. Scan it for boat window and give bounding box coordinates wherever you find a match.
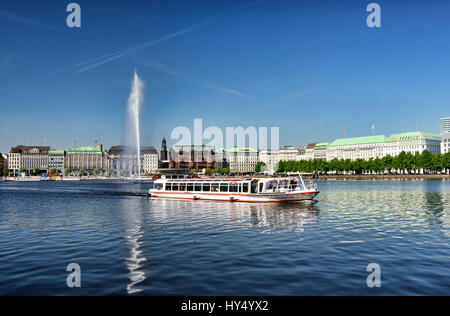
[242,183,249,193]
[155,183,163,190]
[187,183,194,191]
[290,180,297,189]
[195,183,202,192]
[229,185,238,193]
[259,183,264,193]
[203,183,211,192]
[278,180,288,189]
[180,183,186,191]
[266,181,277,191]
[251,182,257,193]
[166,183,172,191]
[211,183,219,192]
[220,183,228,192]
[172,183,179,191]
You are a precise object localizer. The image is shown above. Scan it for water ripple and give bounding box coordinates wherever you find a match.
[0,180,449,295]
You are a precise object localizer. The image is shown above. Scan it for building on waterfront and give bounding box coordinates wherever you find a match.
[66,145,107,173]
[48,150,65,173]
[8,145,50,175]
[440,117,450,134]
[295,147,306,160]
[278,146,299,161]
[325,131,441,161]
[169,145,217,171]
[160,137,168,161]
[108,146,158,176]
[159,137,169,169]
[441,133,450,154]
[385,131,441,156]
[143,148,159,174]
[226,147,258,174]
[313,142,329,160]
[297,143,316,161]
[7,151,20,174]
[326,136,387,161]
[259,150,279,174]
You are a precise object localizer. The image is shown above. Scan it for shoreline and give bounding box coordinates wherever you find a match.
[317,174,450,180]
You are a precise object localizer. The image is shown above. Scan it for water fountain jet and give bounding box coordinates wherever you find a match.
[125,70,144,181]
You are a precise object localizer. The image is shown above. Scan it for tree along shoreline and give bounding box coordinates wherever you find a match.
[317,174,450,180]
[277,150,450,175]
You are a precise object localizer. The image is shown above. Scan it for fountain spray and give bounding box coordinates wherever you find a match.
[127,70,144,181]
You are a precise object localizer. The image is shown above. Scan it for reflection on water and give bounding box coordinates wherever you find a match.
[320,183,450,236]
[121,198,147,295]
[149,198,320,233]
[232,202,319,233]
[0,180,449,295]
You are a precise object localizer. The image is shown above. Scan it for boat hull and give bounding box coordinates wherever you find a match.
[148,190,319,203]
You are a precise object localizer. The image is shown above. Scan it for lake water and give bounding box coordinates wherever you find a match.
[0,180,449,295]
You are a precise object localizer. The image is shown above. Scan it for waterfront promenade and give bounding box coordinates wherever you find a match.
[318,174,450,180]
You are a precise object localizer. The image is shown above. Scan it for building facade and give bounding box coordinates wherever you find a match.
[48,150,65,173]
[226,147,258,174]
[301,143,317,160]
[8,145,50,174]
[441,133,450,154]
[278,146,299,161]
[327,136,387,161]
[440,117,450,135]
[7,152,20,174]
[66,145,107,172]
[169,145,217,170]
[296,148,306,160]
[385,131,441,156]
[160,137,168,161]
[313,142,329,160]
[325,131,441,161]
[143,149,159,174]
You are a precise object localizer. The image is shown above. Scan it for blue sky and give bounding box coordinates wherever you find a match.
[0,0,449,153]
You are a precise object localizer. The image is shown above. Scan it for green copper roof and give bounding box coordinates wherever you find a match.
[315,142,329,148]
[329,135,387,147]
[49,150,65,154]
[387,131,441,142]
[68,146,103,154]
[227,147,258,153]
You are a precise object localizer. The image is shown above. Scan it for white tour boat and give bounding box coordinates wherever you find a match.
[149,175,319,203]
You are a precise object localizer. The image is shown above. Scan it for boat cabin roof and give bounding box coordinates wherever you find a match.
[155,176,300,183]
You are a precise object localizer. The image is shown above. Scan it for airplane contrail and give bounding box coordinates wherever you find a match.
[137,58,254,100]
[53,0,261,77]
[0,10,60,31]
